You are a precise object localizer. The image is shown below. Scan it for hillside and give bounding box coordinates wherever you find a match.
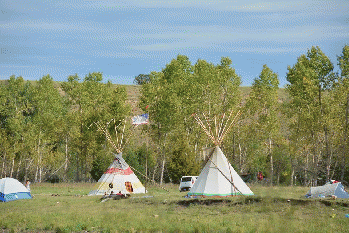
[0,79,289,111]
[124,85,289,113]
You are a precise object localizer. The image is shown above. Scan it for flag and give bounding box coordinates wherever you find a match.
[132,113,149,125]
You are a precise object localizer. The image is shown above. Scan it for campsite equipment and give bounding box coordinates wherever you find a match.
[188,111,254,197]
[89,152,146,195]
[89,120,146,195]
[306,182,349,198]
[0,178,32,202]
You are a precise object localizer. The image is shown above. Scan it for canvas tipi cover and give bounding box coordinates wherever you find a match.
[188,146,254,197]
[89,153,146,195]
[0,178,32,202]
[306,182,349,198]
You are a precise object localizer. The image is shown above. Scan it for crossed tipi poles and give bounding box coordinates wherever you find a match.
[93,118,126,154]
[192,110,244,195]
[192,110,241,147]
[92,118,170,193]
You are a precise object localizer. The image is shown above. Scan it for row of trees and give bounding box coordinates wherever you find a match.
[139,45,349,186]
[0,73,130,182]
[0,45,348,186]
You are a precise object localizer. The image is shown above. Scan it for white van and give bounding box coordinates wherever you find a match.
[179,176,198,192]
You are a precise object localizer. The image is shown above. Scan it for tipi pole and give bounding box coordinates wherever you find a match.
[194,115,216,144]
[214,115,218,139]
[218,111,241,145]
[208,154,242,195]
[217,110,234,142]
[218,113,226,139]
[203,113,215,142]
[128,163,170,192]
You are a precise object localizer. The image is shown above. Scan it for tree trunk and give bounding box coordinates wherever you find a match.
[290,167,294,186]
[38,137,43,183]
[35,165,38,182]
[239,143,242,173]
[39,164,42,183]
[1,151,6,178]
[160,158,166,185]
[324,127,331,182]
[152,167,156,183]
[341,92,349,181]
[10,157,15,178]
[64,136,69,181]
[269,138,273,186]
[16,159,22,179]
[305,153,309,186]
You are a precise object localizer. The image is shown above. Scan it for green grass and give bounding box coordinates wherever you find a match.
[1,183,349,232]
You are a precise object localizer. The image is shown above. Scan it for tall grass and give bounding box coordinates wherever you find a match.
[1,183,348,232]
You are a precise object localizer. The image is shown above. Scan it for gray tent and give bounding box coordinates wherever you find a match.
[306,182,349,198]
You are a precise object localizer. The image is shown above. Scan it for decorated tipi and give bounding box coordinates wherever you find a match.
[188,111,253,197]
[89,120,146,195]
[89,153,146,195]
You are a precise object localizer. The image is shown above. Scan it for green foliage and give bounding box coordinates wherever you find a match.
[140,55,241,183]
[124,143,155,183]
[338,45,349,77]
[90,153,111,182]
[133,74,150,85]
[2,45,349,186]
[167,135,201,183]
[241,65,281,183]
[61,72,131,181]
[285,46,339,184]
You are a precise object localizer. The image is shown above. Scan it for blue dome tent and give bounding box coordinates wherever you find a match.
[0,178,32,202]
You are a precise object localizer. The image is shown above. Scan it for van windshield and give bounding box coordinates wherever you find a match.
[181,177,192,182]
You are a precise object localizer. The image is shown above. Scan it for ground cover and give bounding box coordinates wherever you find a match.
[1,183,349,232]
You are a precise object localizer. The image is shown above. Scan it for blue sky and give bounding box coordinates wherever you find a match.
[1,0,348,87]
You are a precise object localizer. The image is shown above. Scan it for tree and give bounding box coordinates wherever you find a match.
[338,45,349,77]
[140,55,241,184]
[286,46,336,184]
[133,74,150,85]
[244,65,280,185]
[334,45,349,180]
[0,76,33,179]
[61,72,130,181]
[30,75,67,182]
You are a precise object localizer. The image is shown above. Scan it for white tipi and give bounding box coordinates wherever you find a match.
[89,120,146,195]
[188,111,253,197]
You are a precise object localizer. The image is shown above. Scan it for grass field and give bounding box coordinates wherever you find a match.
[1,183,349,233]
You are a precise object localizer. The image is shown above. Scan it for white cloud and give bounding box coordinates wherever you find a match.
[80,0,348,14]
[127,24,349,52]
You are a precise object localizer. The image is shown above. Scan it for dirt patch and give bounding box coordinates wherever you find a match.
[177,196,261,206]
[176,196,349,208]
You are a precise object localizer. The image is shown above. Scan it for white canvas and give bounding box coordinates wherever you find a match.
[0,178,32,202]
[188,146,253,197]
[307,182,349,198]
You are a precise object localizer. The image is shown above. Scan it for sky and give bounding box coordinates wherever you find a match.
[1,0,348,87]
